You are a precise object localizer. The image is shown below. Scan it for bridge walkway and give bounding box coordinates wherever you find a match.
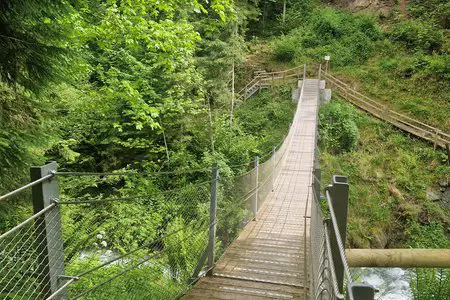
[183,79,319,299]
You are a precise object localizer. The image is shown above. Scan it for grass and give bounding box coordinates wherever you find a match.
[319,99,449,248]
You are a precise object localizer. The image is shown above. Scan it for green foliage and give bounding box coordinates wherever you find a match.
[319,99,449,248]
[390,20,444,54]
[272,7,381,66]
[411,268,450,300]
[319,100,359,154]
[0,0,79,93]
[273,34,298,62]
[405,221,449,249]
[408,0,450,28]
[277,0,315,32]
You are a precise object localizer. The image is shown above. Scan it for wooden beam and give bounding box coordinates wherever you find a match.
[347,249,450,268]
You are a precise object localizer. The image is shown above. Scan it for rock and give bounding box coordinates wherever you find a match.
[426,190,441,201]
[362,273,384,287]
[439,178,449,187]
[419,209,429,224]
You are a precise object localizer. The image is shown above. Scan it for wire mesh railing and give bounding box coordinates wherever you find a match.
[60,180,212,299]
[310,174,376,300]
[0,120,296,299]
[0,203,61,300]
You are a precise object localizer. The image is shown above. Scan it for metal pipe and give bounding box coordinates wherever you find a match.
[46,277,78,300]
[0,173,54,202]
[0,203,56,241]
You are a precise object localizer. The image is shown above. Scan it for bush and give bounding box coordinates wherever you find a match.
[411,268,450,300]
[273,34,300,62]
[272,7,380,66]
[390,21,444,54]
[319,100,359,153]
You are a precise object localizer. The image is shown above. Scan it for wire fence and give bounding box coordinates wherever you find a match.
[60,181,212,299]
[0,63,382,300]
[0,64,302,299]
[0,204,61,300]
[0,122,296,300]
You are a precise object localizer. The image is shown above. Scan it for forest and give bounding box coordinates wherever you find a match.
[0,0,449,299]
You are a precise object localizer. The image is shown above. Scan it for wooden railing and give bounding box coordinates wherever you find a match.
[235,64,305,105]
[321,67,450,150]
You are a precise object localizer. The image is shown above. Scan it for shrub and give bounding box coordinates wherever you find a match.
[319,100,359,153]
[390,21,444,54]
[310,8,346,41]
[411,268,450,300]
[273,34,299,62]
[273,7,380,66]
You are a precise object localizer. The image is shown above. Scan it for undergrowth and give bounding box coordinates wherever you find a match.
[319,99,449,249]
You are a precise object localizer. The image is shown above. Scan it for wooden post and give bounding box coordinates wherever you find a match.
[434,129,440,150]
[31,162,66,300]
[303,64,306,82]
[207,164,219,275]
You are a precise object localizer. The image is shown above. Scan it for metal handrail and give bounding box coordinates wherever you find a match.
[0,173,54,202]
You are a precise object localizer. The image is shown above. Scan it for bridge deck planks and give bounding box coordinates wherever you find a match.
[183,79,319,300]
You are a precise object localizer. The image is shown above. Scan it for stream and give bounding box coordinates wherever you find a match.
[354,267,413,300]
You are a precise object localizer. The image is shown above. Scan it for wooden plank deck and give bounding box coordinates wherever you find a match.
[183,79,319,300]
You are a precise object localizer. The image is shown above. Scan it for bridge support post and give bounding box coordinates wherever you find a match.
[303,64,306,82]
[271,147,276,192]
[30,162,67,300]
[252,156,259,220]
[206,164,219,276]
[327,175,349,295]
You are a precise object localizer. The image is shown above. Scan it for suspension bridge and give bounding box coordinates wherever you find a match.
[0,65,449,300]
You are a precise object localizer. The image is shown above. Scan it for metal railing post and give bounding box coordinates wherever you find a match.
[30,161,66,300]
[349,283,376,300]
[206,164,219,275]
[313,149,321,200]
[252,156,259,219]
[271,147,276,192]
[207,163,219,276]
[326,175,349,294]
[303,64,306,82]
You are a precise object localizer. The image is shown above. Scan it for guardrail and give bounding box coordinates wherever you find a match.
[234,64,306,107]
[0,124,296,299]
[320,66,450,150]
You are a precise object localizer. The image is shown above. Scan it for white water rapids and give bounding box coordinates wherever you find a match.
[354,267,413,300]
